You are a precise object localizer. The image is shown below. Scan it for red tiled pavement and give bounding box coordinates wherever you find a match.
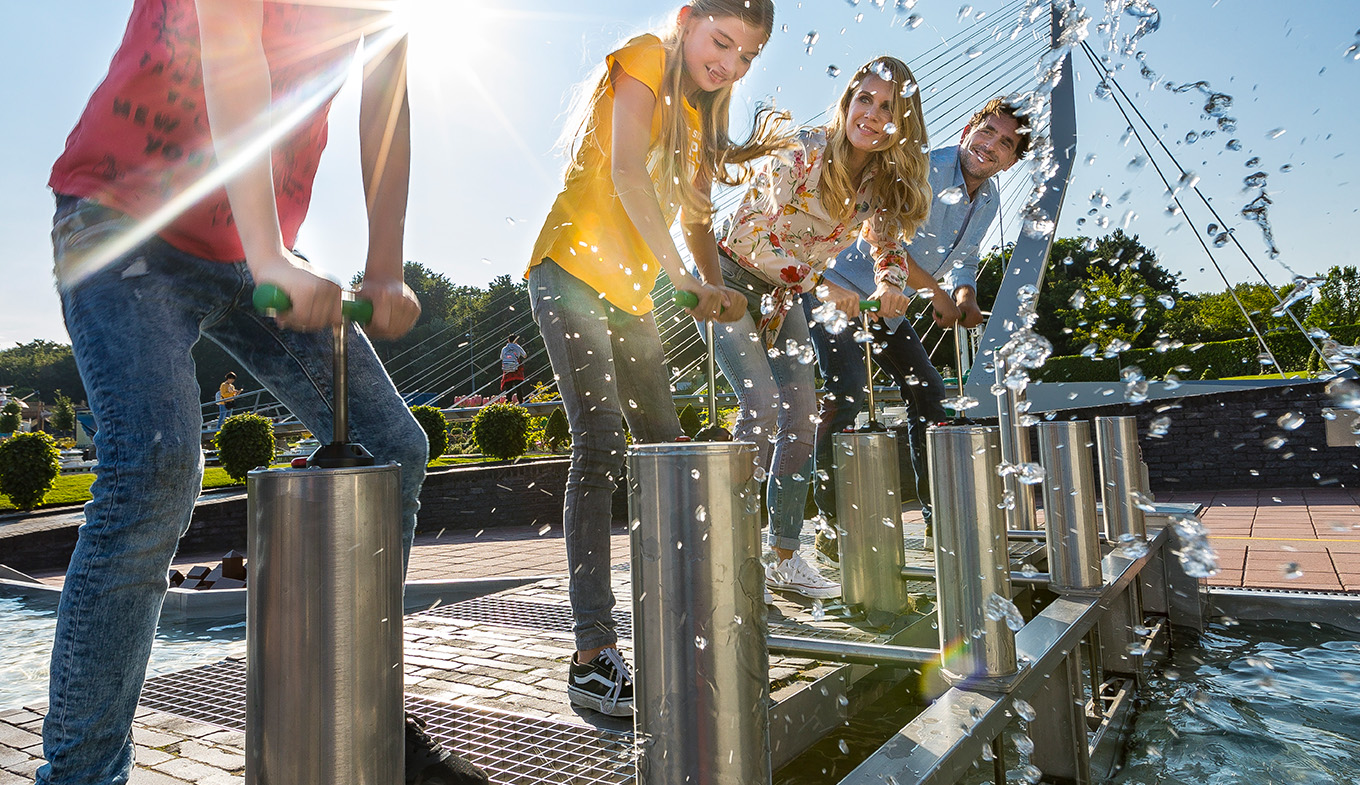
[1161,487,1360,592]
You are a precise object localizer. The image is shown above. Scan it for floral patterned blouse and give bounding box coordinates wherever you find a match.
[721,127,912,299]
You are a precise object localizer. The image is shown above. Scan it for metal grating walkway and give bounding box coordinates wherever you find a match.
[421,595,634,638]
[140,660,636,784]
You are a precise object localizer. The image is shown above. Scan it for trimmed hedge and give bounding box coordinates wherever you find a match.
[411,405,449,461]
[215,413,276,482]
[0,431,61,510]
[473,403,530,461]
[1036,324,1360,382]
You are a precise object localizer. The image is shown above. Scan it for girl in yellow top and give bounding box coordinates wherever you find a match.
[526,0,788,717]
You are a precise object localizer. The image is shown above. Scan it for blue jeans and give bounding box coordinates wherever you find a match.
[216,403,228,430]
[528,261,681,652]
[805,294,948,530]
[40,196,428,785]
[708,261,816,552]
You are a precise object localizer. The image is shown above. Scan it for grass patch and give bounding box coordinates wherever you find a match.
[1,466,247,513]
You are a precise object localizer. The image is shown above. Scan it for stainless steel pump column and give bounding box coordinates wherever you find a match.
[929,425,1019,688]
[629,441,767,785]
[246,464,404,784]
[1035,421,1104,595]
[834,430,911,615]
[1095,416,1146,542]
[1094,416,1147,681]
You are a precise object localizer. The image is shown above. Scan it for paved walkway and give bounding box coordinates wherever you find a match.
[1161,487,1360,592]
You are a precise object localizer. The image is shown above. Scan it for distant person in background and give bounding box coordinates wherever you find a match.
[216,371,239,430]
[499,334,528,397]
[807,96,1029,562]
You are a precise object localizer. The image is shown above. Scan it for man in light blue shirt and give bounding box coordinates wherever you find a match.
[807,98,1028,558]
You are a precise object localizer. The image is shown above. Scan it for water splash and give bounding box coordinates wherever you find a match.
[984,592,1026,632]
[803,30,820,54]
[1168,513,1219,578]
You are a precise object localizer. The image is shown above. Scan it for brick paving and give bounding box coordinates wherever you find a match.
[1161,487,1360,592]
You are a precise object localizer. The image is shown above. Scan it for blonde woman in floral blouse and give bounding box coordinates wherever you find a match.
[693,56,959,600]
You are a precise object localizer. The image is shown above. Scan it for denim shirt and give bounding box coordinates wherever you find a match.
[823,144,999,331]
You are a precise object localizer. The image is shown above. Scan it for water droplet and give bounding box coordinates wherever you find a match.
[1127,154,1148,171]
[883,121,898,135]
[1116,532,1150,559]
[904,14,923,29]
[938,186,965,205]
[1013,698,1037,722]
[837,738,850,755]
[1184,131,1199,144]
[694,505,708,522]
[1156,293,1176,309]
[984,592,1025,631]
[1277,412,1305,431]
[690,468,702,480]
[1226,138,1242,151]
[694,635,708,650]
[1149,416,1171,436]
[1266,127,1286,139]
[803,30,819,54]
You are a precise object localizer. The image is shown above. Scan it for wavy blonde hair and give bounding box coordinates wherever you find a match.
[561,0,793,224]
[820,56,931,241]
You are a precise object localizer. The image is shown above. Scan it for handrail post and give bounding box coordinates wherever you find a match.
[1095,416,1147,682]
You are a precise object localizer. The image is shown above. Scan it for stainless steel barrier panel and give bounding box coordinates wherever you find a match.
[834,431,912,615]
[628,441,767,785]
[246,463,405,785]
[928,425,1019,687]
[1095,416,1146,541]
[1036,421,1104,595]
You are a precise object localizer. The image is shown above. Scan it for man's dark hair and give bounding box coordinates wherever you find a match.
[507,334,519,343]
[968,97,1030,159]
[225,372,236,380]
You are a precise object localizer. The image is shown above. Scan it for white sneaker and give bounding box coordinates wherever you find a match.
[766,552,841,599]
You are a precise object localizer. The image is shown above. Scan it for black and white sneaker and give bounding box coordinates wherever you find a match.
[567,647,634,717]
[404,713,489,784]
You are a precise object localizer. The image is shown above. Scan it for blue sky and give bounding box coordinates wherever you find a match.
[1,0,1356,347]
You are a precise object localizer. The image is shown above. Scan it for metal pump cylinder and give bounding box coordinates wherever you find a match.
[928,425,1018,687]
[246,463,404,785]
[833,431,912,615]
[995,379,1038,531]
[1035,421,1104,594]
[629,441,766,785]
[1095,416,1146,540]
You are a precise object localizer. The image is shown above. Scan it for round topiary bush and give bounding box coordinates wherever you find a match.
[215,413,276,482]
[0,431,61,510]
[544,407,570,451]
[410,405,449,461]
[0,401,21,435]
[473,402,530,461]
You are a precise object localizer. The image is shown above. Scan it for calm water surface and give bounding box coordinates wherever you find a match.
[0,592,246,711]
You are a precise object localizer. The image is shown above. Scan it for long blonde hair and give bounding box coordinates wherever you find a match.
[561,0,792,224]
[820,57,931,241]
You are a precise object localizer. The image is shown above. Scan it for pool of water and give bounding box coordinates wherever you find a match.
[1108,618,1360,785]
[0,591,246,712]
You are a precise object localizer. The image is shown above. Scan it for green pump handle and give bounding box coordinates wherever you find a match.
[252,283,373,324]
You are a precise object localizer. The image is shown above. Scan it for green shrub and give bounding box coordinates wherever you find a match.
[473,402,530,461]
[215,413,276,481]
[545,407,570,451]
[50,391,76,435]
[677,404,703,438]
[0,431,61,510]
[0,401,21,434]
[410,405,449,461]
